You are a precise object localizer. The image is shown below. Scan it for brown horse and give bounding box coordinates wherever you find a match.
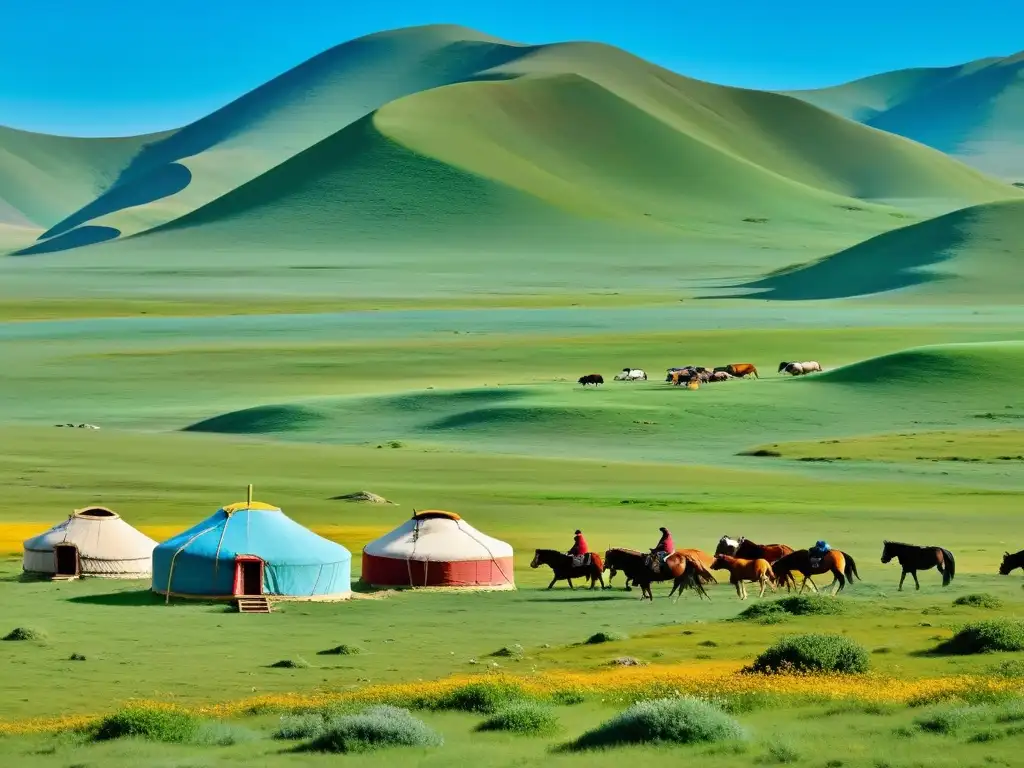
[531,549,605,590]
[880,541,955,590]
[715,536,793,564]
[604,549,713,600]
[605,547,714,591]
[1000,549,1024,575]
[715,363,758,379]
[772,549,858,595]
[711,555,775,599]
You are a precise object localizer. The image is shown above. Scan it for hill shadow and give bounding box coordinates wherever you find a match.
[183,403,328,435]
[67,590,163,607]
[12,226,120,256]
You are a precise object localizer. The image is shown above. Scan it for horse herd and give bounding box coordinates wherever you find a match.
[524,537,1017,602]
[577,361,824,388]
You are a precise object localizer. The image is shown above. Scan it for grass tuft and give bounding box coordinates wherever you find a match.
[3,627,46,642]
[302,705,441,753]
[270,658,311,668]
[425,681,527,713]
[477,700,560,735]
[747,634,869,674]
[933,620,1024,655]
[317,644,364,656]
[490,644,525,658]
[585,631,627,644]
[570,696,744,750]
[763,738,802,763]
[93,707,201,743]
[952,593,1003,609]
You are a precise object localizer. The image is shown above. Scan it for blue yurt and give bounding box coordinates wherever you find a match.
[152,493,351,601]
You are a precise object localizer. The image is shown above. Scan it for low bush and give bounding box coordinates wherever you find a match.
[989,659,1024,678]
[570,697,744,750]
[933,620,1024,655]
[275,713,332,740]
[763,738,801,763]
[477,700,559,735]
[270,658,310,668]
[69,653,87,661]
[303,706,442,753]
[585,631,626,644]
[551,689,586,706]
[747,634,869,674]
[3,627,46,642]
[737,596,845,623]
[317,644,364,656]
[193,721,258,746]
[426,681,526,713]
[953,593,1004,610]
[490,644,524,658]
[93,707,201,743]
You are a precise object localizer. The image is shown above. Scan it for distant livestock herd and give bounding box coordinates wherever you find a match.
[578,361,824,388]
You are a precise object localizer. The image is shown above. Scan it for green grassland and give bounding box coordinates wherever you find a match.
[1,21,1023,768]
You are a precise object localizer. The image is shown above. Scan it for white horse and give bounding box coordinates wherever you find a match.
[779,361,822,376]
[614,368,647,381]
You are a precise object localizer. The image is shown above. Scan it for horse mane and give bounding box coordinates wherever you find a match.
[534,548,564,556]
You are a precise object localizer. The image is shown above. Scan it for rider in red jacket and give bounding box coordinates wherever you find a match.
[653,527,674,556]
[568,529,589,556]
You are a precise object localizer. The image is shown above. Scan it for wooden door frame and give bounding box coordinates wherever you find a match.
[233,555,265,596]
[53,544,80,577]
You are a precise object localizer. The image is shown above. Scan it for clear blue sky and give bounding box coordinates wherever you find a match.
[1,0,1019,136]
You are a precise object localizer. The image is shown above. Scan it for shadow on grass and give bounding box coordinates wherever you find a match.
[67,590,167,607]
[527,593,635,603]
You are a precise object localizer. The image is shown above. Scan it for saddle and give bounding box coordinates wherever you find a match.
[571,553,592,569]
[809,543,831,568]
[644,551,670,573]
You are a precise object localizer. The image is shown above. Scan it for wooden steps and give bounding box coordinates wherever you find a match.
[235,596,272,613]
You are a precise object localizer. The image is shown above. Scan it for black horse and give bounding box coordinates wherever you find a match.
[530,549,605,590]
[603,548,714,601]
[881,541,955,590]
[999,549,1024,575]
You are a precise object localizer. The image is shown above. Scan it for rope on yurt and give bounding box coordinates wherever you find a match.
[457,520,514,586]
[164,524,220,604]
[212,507,235,583]
[406,509,420,589]
[310,564,324,596]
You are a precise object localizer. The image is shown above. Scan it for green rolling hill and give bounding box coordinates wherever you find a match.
[730,199,1024,301]
[4,24,1020,263]
[785,51,1024,179]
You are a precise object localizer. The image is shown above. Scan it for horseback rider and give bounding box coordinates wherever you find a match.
[651,527,674,566]
[568,529,590,566]
[809,539,831,567]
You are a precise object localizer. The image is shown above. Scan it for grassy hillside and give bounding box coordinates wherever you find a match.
[0,125,168,228]
[10,25,1020,262]
[785,51,1024,179]
[731,199,1024,301]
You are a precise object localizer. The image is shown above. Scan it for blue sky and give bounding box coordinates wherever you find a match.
[1,0,1020,136]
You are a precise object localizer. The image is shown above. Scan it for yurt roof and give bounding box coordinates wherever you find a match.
[363,511,512,561]
[23,508,158,559]
[155,503,350,566]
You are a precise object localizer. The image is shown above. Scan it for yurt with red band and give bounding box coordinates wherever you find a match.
[361,510,515,590]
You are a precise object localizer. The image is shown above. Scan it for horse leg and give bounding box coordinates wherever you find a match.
[805,576,819,594]
[567,578,575,590]
[596,570,606,590]
[912,571,920,591]
[758,578,767,598]
[547,575,557,590]
[832,568,846,595]
[898,571,906,591]
[733,580,742,599]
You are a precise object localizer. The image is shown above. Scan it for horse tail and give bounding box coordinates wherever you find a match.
[940,549,955,585]
[843,552,860,583]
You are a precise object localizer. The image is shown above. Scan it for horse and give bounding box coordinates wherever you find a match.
[771,549,859,595]
[880,541,955,590]
[531,549,606,590]
[714,363,758,379]
[710,555,775,599]
[614,368,647,381]
[998,549,1024,575]
[778,361,822,376]
[707,371,733,383]
[603,549,713,601]
[715,536,793,564]
[605,547,714,591]
[578,374,604,387]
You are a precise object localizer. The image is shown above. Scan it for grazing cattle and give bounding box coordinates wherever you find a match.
[715,536,793,564]
[531,549,606,589]
[880,541,955,590]
[778,361,823,376]
[707,370,733,383]
[772,549,859,595]
[999,549,1024,575]
[614,368,648,381]
[578,374,604,387]
[714,363,758,379]
[711,555,775,599]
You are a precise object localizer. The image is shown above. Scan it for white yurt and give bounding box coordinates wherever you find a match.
[361,510,515,590]
[22,507,158,579]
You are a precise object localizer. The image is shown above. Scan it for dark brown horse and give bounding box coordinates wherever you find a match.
[603,549,714,601]
[999,549,1024,575]
[531,549,605,590]
[716,536,793,564]
[880,541,955,590]
[605,547,715,592]
[772,549,859,595]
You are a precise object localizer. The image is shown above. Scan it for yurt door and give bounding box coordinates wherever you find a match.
[233,556,264,596]
[54,544,79,577]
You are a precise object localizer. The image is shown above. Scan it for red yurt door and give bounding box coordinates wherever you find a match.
[233,556,264,596]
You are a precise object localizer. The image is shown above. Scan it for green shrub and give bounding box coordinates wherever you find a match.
[954,593,1004,609]
[275,713,332,740]
[747,634,869,674]
[270,658,310,668]
[303,706,442,753]
[477,701,559,735]
[193,721,258,746]
[427,681,526,713]
[934,620,1024,655]
[570,697,745,750]
[317,644,364,656]
[914,705,980,734]
[585,631,626,644]
[69,653,87,661]
[989,660,1024,678]
[490,644,524,658]
[3,627,46,642]
[737,596,844,623]
[93,707,201,743]
[764,738,801,763]
[551,689,586,706]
